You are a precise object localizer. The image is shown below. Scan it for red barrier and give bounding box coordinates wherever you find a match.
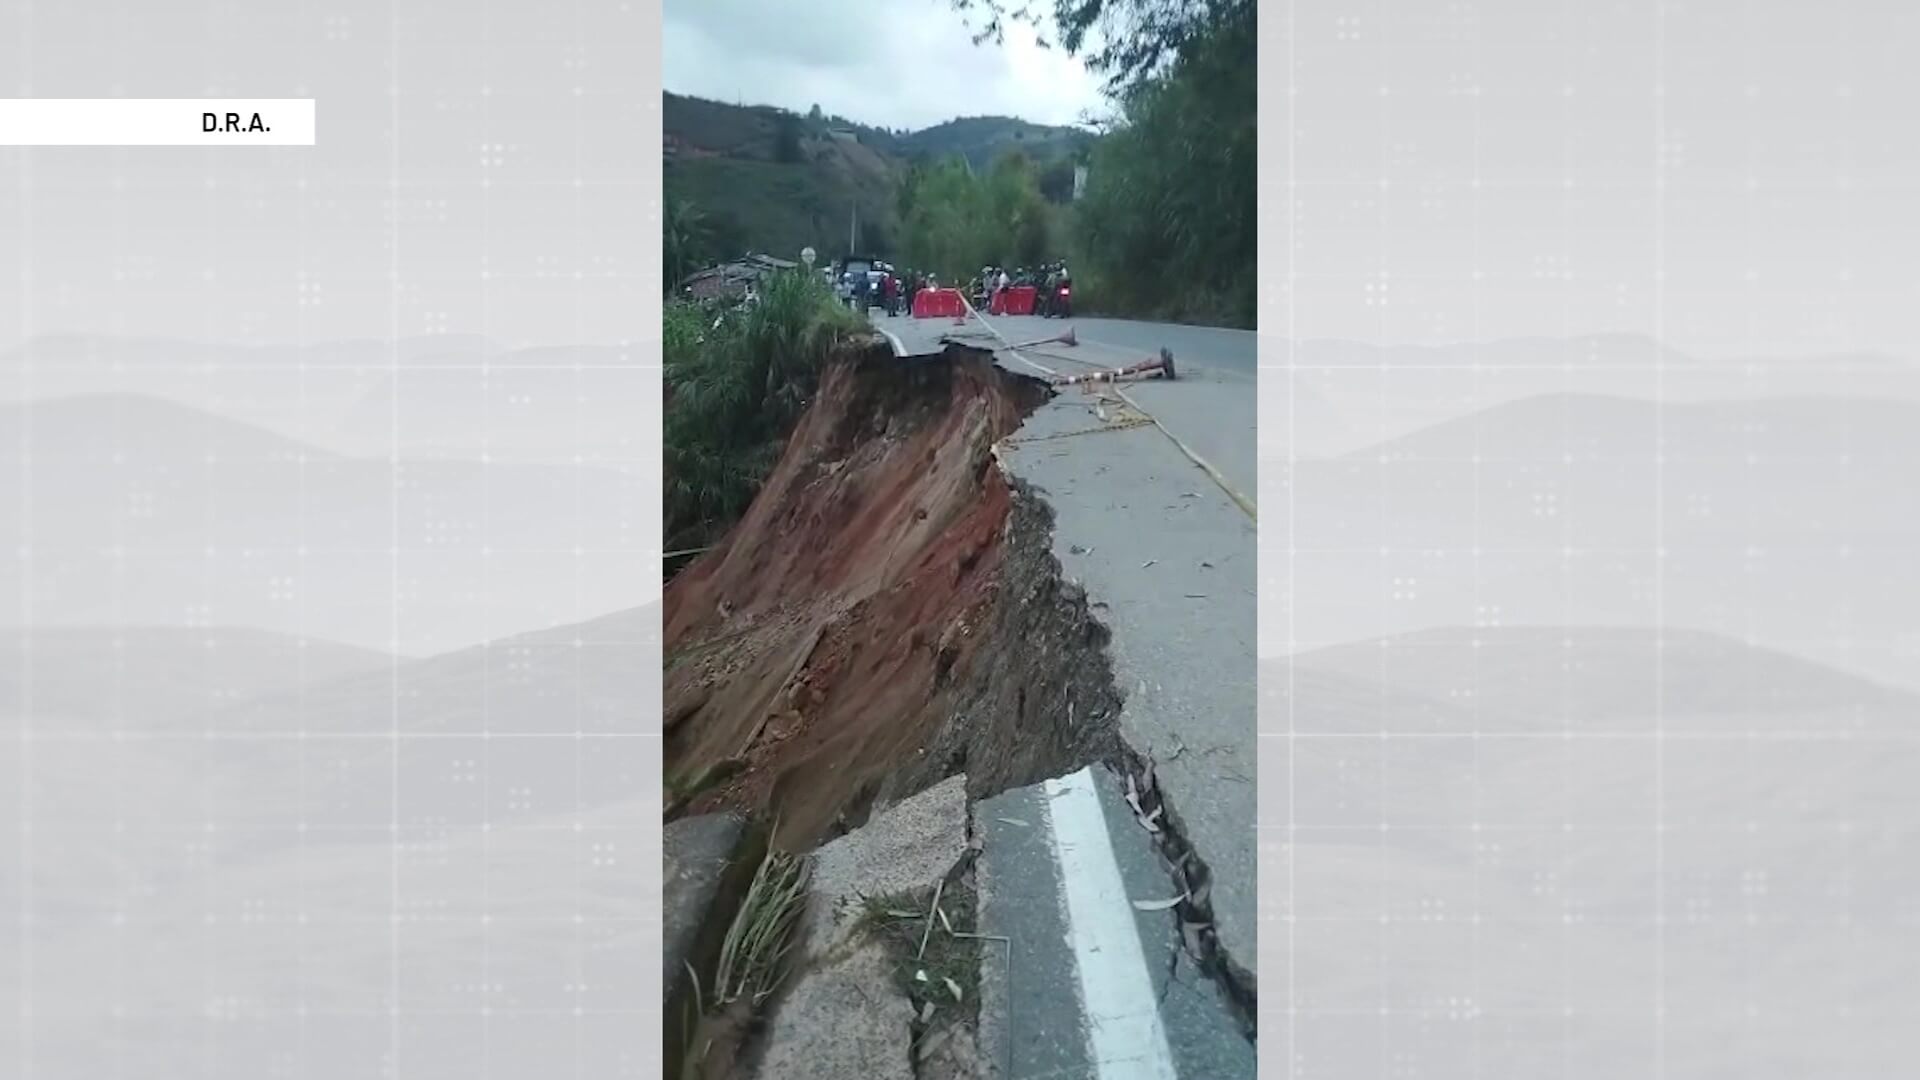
[986,286,1037,316]
[912,288,965,319]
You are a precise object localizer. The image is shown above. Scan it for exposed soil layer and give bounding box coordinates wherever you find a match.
[665,341,1123,850]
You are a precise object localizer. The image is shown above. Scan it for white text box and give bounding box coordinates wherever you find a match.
[0,99,315,146]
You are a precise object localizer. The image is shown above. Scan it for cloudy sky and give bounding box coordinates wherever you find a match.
[663,0,1111,132]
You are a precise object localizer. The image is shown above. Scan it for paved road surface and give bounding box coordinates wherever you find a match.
[1028,315,1257,506]
[976,766,1254,1078]
[886,307,1260,1009]
[883,311,1258,505]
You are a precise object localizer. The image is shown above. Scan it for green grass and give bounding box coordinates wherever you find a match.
[855,874,983,1046]
[675,834,807,1080]
[712,845,812,1008]
[664,269,868,556]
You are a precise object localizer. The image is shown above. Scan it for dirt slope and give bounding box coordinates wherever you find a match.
[665,342,1122,849]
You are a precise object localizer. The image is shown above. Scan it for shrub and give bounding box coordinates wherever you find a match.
[665,270,866,554]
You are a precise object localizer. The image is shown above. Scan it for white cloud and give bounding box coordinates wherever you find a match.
[663,0,1109,131]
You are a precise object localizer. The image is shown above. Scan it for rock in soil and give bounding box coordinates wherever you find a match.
[918,1021,988,1080]
[748,776,973,1079]
[802,774,970,958]
[751,941,916,1080]
[663,811,759,1074]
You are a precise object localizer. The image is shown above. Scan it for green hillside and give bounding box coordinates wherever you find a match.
[663,92,1089,264]
[898,115,1092,173]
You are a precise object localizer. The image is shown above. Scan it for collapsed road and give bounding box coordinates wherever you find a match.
[665,309,1255,1078]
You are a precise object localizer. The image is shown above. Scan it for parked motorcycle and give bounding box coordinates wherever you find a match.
[1046,278,1072,319]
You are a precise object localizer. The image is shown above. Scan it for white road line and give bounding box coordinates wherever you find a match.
[959,299,1058,378]
[971,309,1257,521]
[1043,766,1179,1080]
[878,326,906,356]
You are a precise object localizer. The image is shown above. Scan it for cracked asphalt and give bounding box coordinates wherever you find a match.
[887,309,1258,1045]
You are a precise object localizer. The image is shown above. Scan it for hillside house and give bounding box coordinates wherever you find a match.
[681,252,801,300]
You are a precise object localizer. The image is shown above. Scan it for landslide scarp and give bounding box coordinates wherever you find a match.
[664,340,1122,849]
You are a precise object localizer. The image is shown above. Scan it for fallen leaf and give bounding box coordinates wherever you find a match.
[1132,893,1189,912]
[996,816,1031,829]
[944,976,964,1002]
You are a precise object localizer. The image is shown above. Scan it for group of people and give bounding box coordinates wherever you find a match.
[831,258,1079,318]
[973,261,1073,317]
[834,262,945,317]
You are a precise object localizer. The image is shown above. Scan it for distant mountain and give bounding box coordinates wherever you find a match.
[1281,626,1918,733]
[663,92,1091,261]
[1331,392,1920,465]
[0,393,653,655]
[8,606,661,1075]
[1270,335,1920,459]
[1273,391,1920,691]
[0,391,341,463]
[895,114,1093,173]
[201,604,653,737]
[0,335,649,465]
[1264,632,1920,1079]
[0,626,396,727]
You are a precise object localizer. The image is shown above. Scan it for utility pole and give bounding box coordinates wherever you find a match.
[849,200,857,253]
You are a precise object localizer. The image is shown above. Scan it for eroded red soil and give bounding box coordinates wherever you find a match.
[665,343,1116,849]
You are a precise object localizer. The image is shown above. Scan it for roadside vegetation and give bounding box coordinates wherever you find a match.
[857,871,987,1065]
[919,0,1256,327]
[895,150,1058,284]
[665,4,1252,327]
[677,843,813,1080]
[661,3,1254,558]
[664,270,867,560]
